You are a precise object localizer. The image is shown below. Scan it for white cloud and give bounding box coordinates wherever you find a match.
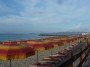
[0,0,90,32]
[1,0,90,24]
[68,24,90,32]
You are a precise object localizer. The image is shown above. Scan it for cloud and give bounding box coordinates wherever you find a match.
[0,0,12,12]
[0,0,90,33]
[1,0,90,24]
[68,24,90,32]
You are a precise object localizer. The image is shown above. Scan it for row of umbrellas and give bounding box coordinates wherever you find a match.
[0,35,86,67]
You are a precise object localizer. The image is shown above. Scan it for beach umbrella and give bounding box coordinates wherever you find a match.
[46,40,63,52]
[3,40,17,44]
[39,39,63,55]
[27,40,39,44]
[16,40,27,44]
[0,41,2,44]
[59,38,69,48]
[0,41,35,67]
[66,38,74,46]
[27,42,54,63]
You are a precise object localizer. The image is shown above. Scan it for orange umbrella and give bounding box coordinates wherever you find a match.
[16,40,27,44]
[27,42,54,63]
[59,38,69,48]
[0,41,35,67]
[0,41,2,44]
[45,40,63,51]
[47,40,63,46]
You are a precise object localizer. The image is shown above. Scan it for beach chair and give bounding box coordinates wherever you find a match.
[48,54,65,61]
[42,56,62,62]
[57,49,73,59]
[57,49,69,55]
[39,60,58,66]
[29,62,54,67]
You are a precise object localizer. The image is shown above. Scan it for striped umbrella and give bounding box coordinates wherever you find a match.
[0,41,35,67]
[0,41,3,44]
[16,40,27,44]
[45,40,64,54]
[27,42,54,63]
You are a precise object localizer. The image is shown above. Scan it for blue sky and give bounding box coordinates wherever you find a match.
[0,0,90,33]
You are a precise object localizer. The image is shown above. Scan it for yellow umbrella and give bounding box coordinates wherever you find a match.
[0,41,35,67]
[27,41,54,63]
[44,40,64,54]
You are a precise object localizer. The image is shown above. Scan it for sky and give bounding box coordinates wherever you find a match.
[0,0,90,33]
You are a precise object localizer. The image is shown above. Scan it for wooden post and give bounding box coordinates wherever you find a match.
[10,60,11,67]
[68,52,73,67]
[80,48,82,67]
[36,50,39,63]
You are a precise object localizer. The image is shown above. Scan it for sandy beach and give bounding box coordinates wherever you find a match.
[0,40,82,67]
[0,34,88,67]
[0,42,71,67]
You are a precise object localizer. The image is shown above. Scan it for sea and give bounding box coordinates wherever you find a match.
[0,32,83,41]
[0,34,48,41]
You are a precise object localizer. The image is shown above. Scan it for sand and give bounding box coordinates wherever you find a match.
[0,43,66,67]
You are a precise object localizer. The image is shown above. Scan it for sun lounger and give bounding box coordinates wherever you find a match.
[42,57,62,62]
[39,60,58,65]
[29,63,53,67]
[49,54,64,58]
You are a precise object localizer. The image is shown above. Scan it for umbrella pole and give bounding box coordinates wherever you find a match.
[36,50,38,63]
[64,43,66,48]
[69,42,70,47]
[59,46,60,51]
[51,49,52,55]
[10,60,11,67]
